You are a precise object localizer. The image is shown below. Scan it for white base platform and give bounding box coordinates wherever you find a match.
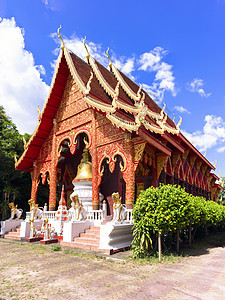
[63,220,93,242]
[99,222,133,251]
[20,220,43,239]
[0,219,23,235]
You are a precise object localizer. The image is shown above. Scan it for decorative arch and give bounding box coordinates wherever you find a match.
[73,129,92,149]
[57,136,72,156]
[98,150,127,177]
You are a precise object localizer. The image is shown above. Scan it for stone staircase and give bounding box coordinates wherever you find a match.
[60,226,102,251]
[4,225,21,240]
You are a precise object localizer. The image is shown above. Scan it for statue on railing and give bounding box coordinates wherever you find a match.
[112,192,127,223]
[69,193,87,221]
[28,199,43,220]
[41,218,55,240]
[8,203,23,220]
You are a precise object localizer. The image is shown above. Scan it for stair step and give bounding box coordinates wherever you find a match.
[85,229,100,235]
[11,226,21,232]
[5,231,20,237]
[60,241,99,251]
[89,226,100,231]
[80,233,100,239]
[4,235,21,240]
[73,237,99,245]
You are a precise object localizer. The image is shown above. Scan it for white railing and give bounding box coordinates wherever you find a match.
[43,211,57,220]
[87,210,104,222]
[126,209,133,223]
[25,207,133,223]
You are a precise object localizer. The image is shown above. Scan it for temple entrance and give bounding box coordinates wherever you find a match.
[57,133,89,208]
[36,173,50,208]
[100,155,126,216]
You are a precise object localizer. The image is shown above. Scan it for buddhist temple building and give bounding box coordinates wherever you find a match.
[15,31,222,215]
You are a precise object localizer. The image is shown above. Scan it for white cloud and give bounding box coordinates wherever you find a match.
[182,115,225,151]
[174,106,190,114]
[0,17,49,134]
[217,146,225,153]
[186,78,211,98]
[138,47,176,103]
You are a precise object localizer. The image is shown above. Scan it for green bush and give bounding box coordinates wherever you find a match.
[132,184,225,258]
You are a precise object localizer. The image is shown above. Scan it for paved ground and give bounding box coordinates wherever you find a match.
[0,233,225,299]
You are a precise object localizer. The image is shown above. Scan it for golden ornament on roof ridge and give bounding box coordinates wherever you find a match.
[57,25,65,50]
[83,36,90,62]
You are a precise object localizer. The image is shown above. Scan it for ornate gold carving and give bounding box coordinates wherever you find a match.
[111,64,143,102]
[64,48,87,94]
[196,160,202,171]
[84,71,93,95]
[106,113,139,132]
[74,129,92,149]
[172,152,181,169]
[134,143,146,164]
[86,96,115,114]
[181,149,189,163]
[89,56,115,97]
[156,154,168,180]
[201,164,207,176]
[189,155,197,168]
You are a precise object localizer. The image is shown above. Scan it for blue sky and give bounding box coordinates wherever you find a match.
[0,0,225,178]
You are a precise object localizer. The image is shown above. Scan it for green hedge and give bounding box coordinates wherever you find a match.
[132,184,225,258]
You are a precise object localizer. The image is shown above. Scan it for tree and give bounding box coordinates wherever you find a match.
[0,106,31,220]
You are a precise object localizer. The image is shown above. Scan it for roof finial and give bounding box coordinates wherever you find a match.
[137,84,142,100]
[14,153,18,164]
[106,48,112,70]
[203,151,206,157]
[172,114,175,122]
[176,116,182,130]
[37,105,41,121]
[83,36,90,62]
[214,160,217,167]
[57,25,65,50]
[218,171,221,177]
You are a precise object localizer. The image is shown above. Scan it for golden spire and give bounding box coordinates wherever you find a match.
[214,160,217,167]
[106,47,112,70]
[83,36,90,62]
[218,171,221,177]
[57,25,65,50]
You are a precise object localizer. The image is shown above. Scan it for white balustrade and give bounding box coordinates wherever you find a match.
[87,210,104,222]
[126,209,133,223]
[42,211,57,220]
